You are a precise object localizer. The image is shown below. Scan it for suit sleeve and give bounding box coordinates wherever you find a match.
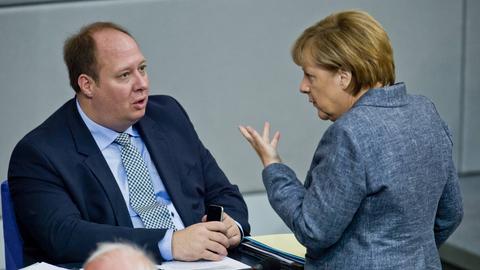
[8,138,167,264]
[262,125,365,252]
[434,123,463,247]
[171,98,250,235]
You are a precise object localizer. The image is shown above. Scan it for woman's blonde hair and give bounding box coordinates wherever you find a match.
[292,10,395,95]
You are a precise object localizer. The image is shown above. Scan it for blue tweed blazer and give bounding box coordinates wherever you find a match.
[262,83,463,269]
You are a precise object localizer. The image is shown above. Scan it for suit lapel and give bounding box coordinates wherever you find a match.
[136,115,195,226]
[66,99,133,227]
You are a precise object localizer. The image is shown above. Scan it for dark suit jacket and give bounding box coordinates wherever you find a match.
[8,95,250,266]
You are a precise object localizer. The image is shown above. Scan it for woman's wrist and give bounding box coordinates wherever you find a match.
[263,157,282,167]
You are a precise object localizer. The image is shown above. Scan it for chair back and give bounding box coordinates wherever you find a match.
[1,180,23,270]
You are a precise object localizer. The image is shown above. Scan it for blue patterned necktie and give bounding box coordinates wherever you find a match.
[115,133,176,230]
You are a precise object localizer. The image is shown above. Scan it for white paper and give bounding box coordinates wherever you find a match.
[157,256,249,270]
[20,262,69,270]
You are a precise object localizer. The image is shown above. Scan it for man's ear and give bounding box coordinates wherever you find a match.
[77,74,95,98]
[337,69,352,90]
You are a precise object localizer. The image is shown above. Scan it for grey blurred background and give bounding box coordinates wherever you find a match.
[0,0,478,269]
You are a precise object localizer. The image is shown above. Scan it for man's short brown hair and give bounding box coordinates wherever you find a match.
[63,22,133,93]
[292,10,395,96]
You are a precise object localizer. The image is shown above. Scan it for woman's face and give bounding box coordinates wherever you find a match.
[299,63,357,121]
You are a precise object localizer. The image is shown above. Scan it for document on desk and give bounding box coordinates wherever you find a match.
[157,256,249,270]
[244,234,306,264]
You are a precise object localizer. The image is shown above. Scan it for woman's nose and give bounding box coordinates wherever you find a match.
[299,77,310,93]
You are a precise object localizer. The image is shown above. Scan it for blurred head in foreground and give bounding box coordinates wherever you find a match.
[83,242,156,270]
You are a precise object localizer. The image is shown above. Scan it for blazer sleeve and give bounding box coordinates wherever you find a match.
[8,137,167,264]
[434,123,463,247]
[262,125,366,251]
[170,97,250,235]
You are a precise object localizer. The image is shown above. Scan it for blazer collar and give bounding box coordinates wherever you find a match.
[136,115,196,226]
[66,98,196,227]
[66,98,133,227]
[67,98,101,157]
[354,82,408,108]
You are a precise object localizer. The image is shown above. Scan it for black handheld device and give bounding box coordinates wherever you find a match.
[206,204,224,221]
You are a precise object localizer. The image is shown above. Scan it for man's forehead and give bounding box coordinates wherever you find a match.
[93,29,137,49]
[93,29,144,68]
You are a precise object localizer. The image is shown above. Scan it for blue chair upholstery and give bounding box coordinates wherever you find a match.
[1,180,23,270]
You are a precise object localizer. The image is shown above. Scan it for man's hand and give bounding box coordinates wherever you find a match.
[201,212,242,248]
[172,222,229,261]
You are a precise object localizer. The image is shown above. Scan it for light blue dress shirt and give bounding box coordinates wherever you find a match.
[76,100,182,260]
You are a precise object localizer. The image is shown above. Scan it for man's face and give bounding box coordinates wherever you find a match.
[87,29,149,132]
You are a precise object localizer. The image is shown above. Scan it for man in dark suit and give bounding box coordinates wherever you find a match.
[8,22,250,267]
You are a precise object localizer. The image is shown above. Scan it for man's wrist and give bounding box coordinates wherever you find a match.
[234,220,245,240]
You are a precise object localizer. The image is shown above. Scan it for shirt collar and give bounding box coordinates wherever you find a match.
[76,99,139,150]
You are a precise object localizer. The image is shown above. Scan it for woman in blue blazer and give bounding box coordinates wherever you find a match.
[240,10,463,269]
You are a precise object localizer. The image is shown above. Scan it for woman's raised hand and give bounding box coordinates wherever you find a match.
[239,122,281,167]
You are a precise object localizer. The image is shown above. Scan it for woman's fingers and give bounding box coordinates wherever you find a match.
[239,126,259,146]
[239,123,282,167]
[247,126,266,147]
[239,126,264,153]
[262,122,270,142]
[271,131,281,148]
[240,124,280,148]
[238,126,252,142]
